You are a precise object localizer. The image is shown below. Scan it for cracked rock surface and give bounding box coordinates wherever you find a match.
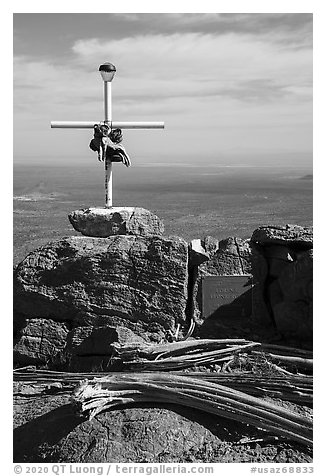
[13,235,188,365]
[13,388,312,463]
[13,318,69,365]
[68,207,164,238]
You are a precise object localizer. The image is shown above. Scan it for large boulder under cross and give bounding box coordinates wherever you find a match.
[13,234,189,366]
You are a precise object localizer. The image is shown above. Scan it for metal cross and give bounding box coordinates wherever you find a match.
[51,62,164,207]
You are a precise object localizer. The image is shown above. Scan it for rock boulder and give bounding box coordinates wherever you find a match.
[65,325,146,356]
[49,407,221,463]
[13,395,312,463]
[251,225,313,248]
[13,235,189,365]
[68,207,164,237]
[200,237,251,276]
[13,318,69,365]
[250,226,313,343]
[14,235,188,332]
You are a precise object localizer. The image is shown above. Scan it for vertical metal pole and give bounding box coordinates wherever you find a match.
[104,81,112,207]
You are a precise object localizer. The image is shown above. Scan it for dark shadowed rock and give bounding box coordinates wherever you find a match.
[264,245,295,279]
[59,325,147,371]
[249,243,271,324]
[251,225,313,248]
[272,301,312,340]
[265,245,295,262]
[65,325,145,357]
[269,249,313,341]
[278,250,313,303]
[249,225,313,343]
[13,235,188,342]
[68,207,164,237]
[14,318,69,365]
[13,311,27,334]
[71,314,165,343]
[267,279,284,309]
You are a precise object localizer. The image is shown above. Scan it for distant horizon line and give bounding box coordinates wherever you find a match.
[13,162,313,170]
[13,151,313,159]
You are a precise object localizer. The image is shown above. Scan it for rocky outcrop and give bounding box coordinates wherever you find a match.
[14,392,312,463]
[13,234,188,366]
[252,224,313,248]
[12,399,219,463]
[14,235,188,329]
[272,250,313,339]
[13,319,69,365]
[188,228,313,344]
[63,325,146,371]
[189,237,252,330]
[13,220,313,365]
[198,237,251,276]
[68,207,164,238]
[250,225,313,343]
[43,407,220,463]
[65,325,145,356]
[13,215,314,464]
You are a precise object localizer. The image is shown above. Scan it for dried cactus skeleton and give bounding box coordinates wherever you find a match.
[71,372,312,447]
[14,339,313,448]
[111,338,312,374]
[111,338,262,370]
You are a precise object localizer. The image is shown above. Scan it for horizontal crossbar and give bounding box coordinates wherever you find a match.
[51,121,164,129]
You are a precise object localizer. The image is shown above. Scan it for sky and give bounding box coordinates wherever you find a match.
[13,13,313,165]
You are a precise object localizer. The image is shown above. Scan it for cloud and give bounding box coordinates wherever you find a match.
[71,32,312,100]
[110,13,312,48]
[114,13,222,25]
[13,25,312,160]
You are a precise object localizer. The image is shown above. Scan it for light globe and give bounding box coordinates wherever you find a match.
[99,62,116,82]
